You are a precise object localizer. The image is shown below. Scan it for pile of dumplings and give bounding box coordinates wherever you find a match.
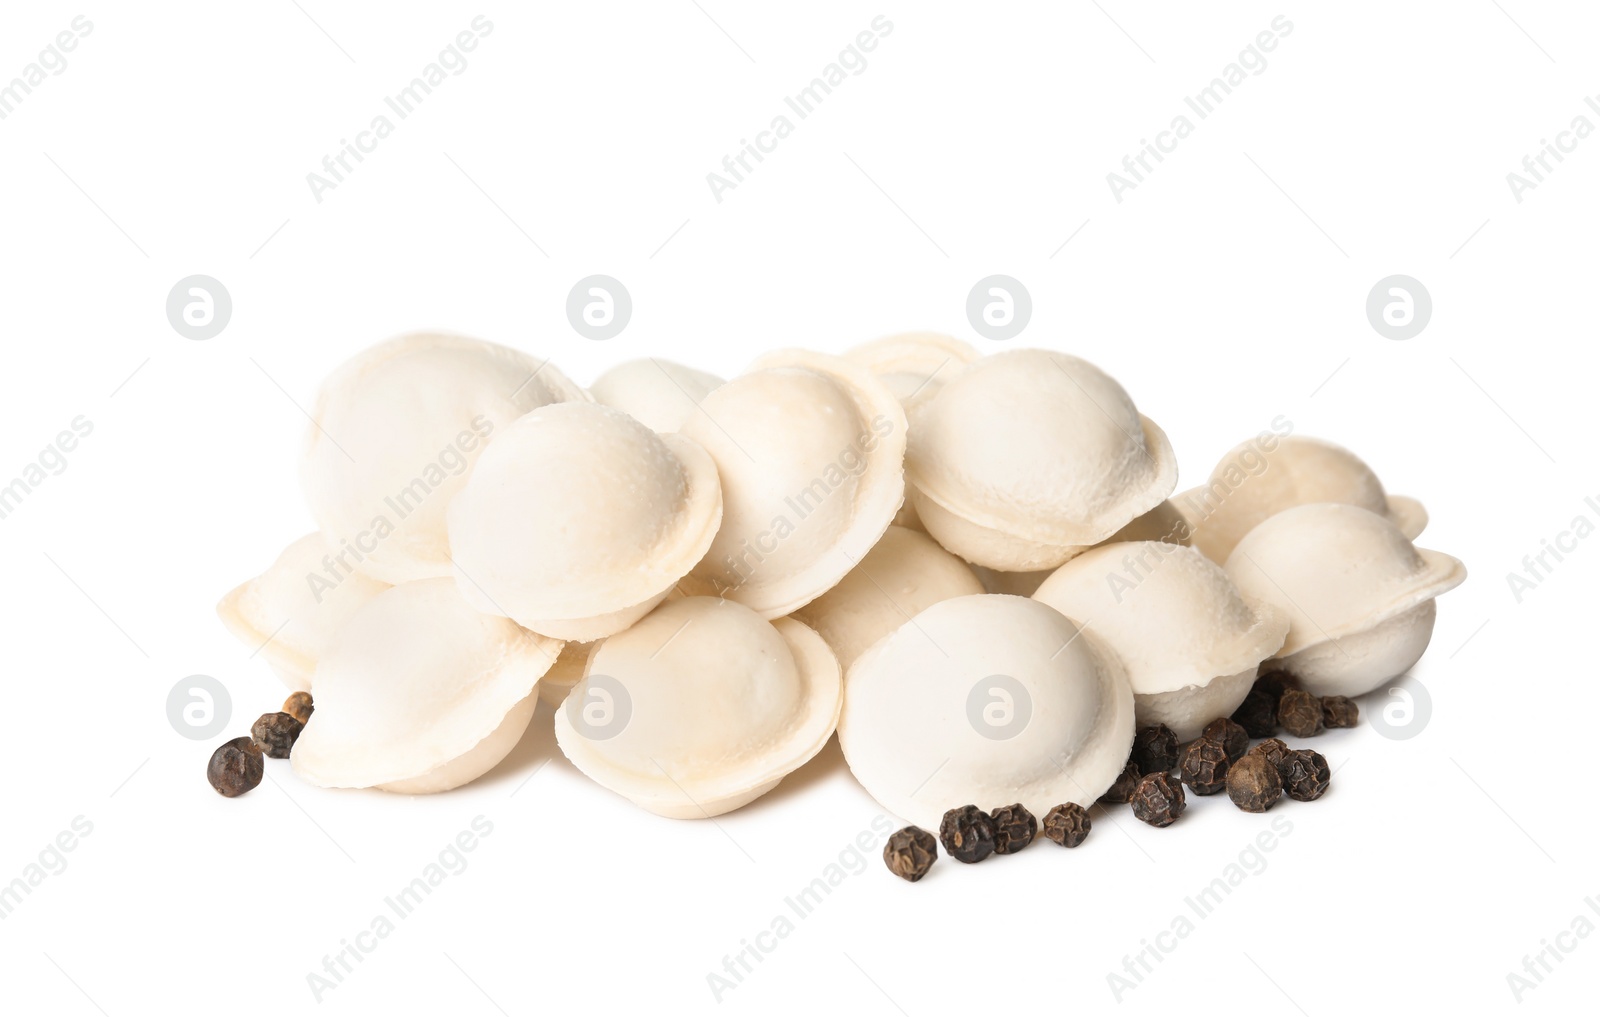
[217,332,1465,828]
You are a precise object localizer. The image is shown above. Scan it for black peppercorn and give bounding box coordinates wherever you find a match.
[1177,737,1231,795]
[282,690,314,725]
[251,712,304,759]
[207,736,264,797]
[1259,670,1297,698]
[1277,689,1324,738]
[1280,749,1331,802]
[989,803,1037,854]
[1230,695,1275,739]
[1041,803,1091,848]
[1099,761,1141,804]
[1130,772,1186,827]
[1226,754,1283,813]
[883,826,938,882]
[939,805,997,864]
[1201,717,1250,762]
[1247,737,1292,773]
[1131,724,1179,775]
[1320,695,1359,729]
[1231,670,1296,738]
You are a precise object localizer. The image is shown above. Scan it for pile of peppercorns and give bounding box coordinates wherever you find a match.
[1102,670,1350,826]
[882,800,1093,881]
[880,670,1356,881]
[205,692,314,797]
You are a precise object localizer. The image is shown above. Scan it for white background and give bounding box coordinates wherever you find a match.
[1,2,1595,1014]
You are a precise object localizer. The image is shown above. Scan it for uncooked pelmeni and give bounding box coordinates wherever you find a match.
[300,332,587,584]
[291,579,561,793]
[1032,542,1289,740]
[844,332,980,408]
[905,349,1178,571]
[554,597,842,818]
[1177,434,1428,564]
[677,350,907,617]
[838,594,1135,832]
[448,402,722,641]
[216,533,389,692]
[1224,504,1465,697]
[791,525,984,670]
[845,333,980,533]
[589,358,724,432]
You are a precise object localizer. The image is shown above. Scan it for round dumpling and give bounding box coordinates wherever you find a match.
[589,358,723,432]
[448,403,722,640]
[1177,434,1428,563]
[838,594,1135,831]
[677,350,907,618]
[1225,504,1465,696]
[216,533,388,691]
[906,349,1177,571]
[291,579,561,793]
[791,525,983,670]
[844,332,979,408]
[554,597,842,818]
[300,332,586,584]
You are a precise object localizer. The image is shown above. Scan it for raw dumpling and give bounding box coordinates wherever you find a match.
[838,594,1135,831]
[678,350,907,617]
[905,349,1177,571]
[1225,504,1465,696]
[291,579,562,793]
[216,533,389,691]
[554,597,842,818]
[589,358,723,432]
[300,332,587,584]
[448,402,722,640]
